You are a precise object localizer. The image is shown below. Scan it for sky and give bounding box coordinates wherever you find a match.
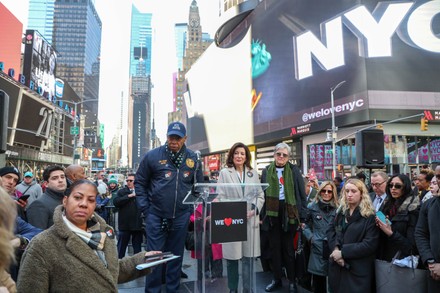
[1,0,219,151]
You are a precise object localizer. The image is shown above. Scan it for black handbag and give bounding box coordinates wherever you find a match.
[294,227,308,279]
[375,252,428,293]
[185,231,195,251]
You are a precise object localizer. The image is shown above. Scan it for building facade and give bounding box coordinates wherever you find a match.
[51,0,102,152]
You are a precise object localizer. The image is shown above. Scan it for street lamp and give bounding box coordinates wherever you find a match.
[330,80,346,179]
[57,99,99,163]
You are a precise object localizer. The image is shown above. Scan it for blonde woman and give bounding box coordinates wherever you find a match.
[327,179,379,293]
[303,181,338,293]
[0,187,18,293]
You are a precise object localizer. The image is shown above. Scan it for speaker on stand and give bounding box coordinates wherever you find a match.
[356,129,385,168]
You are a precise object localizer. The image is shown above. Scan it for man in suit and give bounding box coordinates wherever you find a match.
[113,173,144,258]
[370,171,388,212]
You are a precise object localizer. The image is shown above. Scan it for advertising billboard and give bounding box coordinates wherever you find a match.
[23,30,58,100]
[186,0,440,153]
[250,0,440,141]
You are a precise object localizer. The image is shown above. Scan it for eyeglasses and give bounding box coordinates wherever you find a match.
[389,183,403,189]
[276,152,289,158]
[371,181,386,188]
[126,180,134,182]
[320,189,333,194]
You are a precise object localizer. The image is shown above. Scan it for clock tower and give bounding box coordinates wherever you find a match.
[174,0,213,113]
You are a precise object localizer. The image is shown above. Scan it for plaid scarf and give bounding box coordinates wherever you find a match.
[265,162,298,224]
[62,214,108,267]
[165,142,186,168]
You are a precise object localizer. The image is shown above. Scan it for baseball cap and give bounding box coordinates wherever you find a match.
[167,122,186,138]
[0,166,21,181]
[24,171,33,178]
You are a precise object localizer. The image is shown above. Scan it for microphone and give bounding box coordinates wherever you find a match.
[194,150,201,161]
[192,150,201,197]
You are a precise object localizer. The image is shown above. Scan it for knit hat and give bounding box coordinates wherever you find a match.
[108,179,118,185]
[0,166,21,181]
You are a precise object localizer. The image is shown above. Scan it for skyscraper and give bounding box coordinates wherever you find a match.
[128,4,153,170]
[174,0,213,113]
[129,5,152,76]
[174,23,187,71]
[50,0,102,152]
[27,0,55,43]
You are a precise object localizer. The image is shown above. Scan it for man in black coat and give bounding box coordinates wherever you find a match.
[114,173,144,258]
[415,194,440,292]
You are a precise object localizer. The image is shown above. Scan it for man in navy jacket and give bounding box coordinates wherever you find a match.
[135,122,203,293]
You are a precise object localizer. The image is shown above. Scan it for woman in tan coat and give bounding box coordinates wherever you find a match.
[217,142,265,293]
[17,180,161,293]
[0,186,17,293]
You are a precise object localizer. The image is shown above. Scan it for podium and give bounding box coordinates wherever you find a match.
[183,182,268,293]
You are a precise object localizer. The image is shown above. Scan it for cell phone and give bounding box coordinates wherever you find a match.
[376,211,387,224]
[145,252,173,261]
[17,194,30,201]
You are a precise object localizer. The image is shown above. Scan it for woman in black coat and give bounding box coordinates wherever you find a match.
[376,174,420,261]
[327,179,379,293]
[303,181,339,293]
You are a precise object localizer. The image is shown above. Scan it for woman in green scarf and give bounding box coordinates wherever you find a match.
[261,142,307,293]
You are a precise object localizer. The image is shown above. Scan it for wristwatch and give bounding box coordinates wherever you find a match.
[17,235,29,250]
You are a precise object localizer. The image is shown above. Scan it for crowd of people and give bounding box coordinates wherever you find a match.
[0,121,439,293]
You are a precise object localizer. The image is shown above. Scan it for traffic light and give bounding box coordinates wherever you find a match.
[420,117,428,131]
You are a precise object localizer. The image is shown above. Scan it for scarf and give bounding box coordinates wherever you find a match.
[265,162,298,223]
[62,214,108,267]
[165,142,186,168]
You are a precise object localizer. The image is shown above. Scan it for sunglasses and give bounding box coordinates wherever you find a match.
[276,152,289,158]
[126,180,134,182]
[389,183,403,189]
[320,189,333,194]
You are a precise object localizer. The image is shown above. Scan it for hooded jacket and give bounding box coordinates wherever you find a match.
[15,179,43,206]
[17,206,150,292]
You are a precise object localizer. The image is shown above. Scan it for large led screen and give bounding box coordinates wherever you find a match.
[23,30,58,100]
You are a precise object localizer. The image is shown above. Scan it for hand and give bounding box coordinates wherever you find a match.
[128,193,136,198]
[330,249,343,262]
[16,199,27,208]
[429,263,440,280]
[10,237,21,248]
[376,216,393,236]
[145,251,163,258]
[337,258,345,267]
[247,210,256,219]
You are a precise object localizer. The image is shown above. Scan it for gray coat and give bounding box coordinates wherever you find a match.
[26,188,65,229]
[217,167,265,259]
[303,201,337,276]
[17,206,150,292]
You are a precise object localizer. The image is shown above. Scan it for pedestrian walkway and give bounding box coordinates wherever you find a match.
[118,249,311,292]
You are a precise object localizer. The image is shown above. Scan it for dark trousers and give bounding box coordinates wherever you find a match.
[117,230,143,258]
[268,202,298,282]
[144,212,190,293]
[312,274,327,293]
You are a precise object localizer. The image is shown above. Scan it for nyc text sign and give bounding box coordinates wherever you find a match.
[293,1,440,80]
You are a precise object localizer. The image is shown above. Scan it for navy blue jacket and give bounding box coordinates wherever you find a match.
[15,217,42,241]
[135,145,203,219]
